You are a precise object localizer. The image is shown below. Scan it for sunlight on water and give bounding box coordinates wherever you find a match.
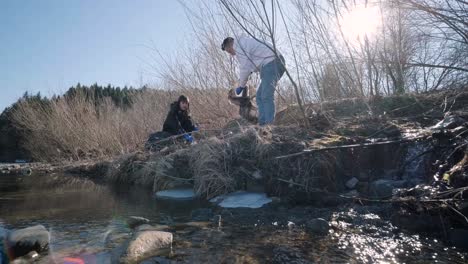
[1,175,468,263]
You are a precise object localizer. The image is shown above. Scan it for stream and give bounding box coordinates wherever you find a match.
[0,173,467,263]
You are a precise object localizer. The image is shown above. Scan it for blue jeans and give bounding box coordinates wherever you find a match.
[256,55,285,125]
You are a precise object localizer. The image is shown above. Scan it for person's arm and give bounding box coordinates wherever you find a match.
[181,114,196,133]
[238,58,253,87]
[236,38,256,87]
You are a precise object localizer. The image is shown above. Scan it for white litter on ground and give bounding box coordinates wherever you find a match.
[155,189,196,200]
[210,191,272,208]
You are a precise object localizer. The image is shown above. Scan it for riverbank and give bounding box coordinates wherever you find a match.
[2,87,468,262]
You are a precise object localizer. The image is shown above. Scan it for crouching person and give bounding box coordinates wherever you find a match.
[162,95,198,143]
[145,95,198,151]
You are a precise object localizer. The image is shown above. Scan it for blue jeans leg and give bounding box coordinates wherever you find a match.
[256,81,264,124]
[258,57,285,125]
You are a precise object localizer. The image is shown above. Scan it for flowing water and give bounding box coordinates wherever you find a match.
[0,173,467,263]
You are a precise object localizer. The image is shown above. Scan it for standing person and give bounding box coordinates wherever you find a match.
[162,95,197,143]
[222,36,286,125]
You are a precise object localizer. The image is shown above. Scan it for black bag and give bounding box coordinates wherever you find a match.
[144,131,172,151]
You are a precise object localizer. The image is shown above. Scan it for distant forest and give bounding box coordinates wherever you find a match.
[0,84,143,162]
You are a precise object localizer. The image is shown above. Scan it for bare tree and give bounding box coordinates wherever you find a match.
[396,0,468,75]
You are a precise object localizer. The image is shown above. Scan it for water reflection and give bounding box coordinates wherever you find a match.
[0,175,467,263]
[0,174,205,262]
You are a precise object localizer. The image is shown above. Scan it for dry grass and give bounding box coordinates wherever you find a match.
[190,128,261,198]
[11,88,238,162]
[105,124,340,199]
[190,137,236,198]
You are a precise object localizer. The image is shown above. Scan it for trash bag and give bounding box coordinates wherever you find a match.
[144,131,173,151]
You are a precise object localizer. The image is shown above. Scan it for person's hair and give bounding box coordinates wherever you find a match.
[178,95,189,104]
[177,95,190,112]
[221,37,234,51]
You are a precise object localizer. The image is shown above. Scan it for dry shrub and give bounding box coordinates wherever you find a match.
[106,147,194,191]
[105,152,150,185]
[190,137,235,198]
[188,126,339,198]
[104,124,339,199]
[189,128,261,198]
[11,88,238,161]
[149,148,193,191]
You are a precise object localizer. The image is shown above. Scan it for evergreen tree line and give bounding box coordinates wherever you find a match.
[0,84,145,162]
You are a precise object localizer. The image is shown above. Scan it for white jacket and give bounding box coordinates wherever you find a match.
[234,37,278,87]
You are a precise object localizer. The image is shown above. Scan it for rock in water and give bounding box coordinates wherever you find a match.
[11,251,39,264]
[345,177,359,189]
[210,191,272,208]
[369,180,406,199]
[155,189,196,200]
[7,225,50,258]
[305,218,330,235]
[127,216,150,229]
[121,231,173,263]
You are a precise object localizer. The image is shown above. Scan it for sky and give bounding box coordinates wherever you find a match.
[0,0,190,112]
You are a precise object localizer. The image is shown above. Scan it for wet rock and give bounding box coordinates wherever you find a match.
[11,251,39,264]
[191,208,214,222]
[369,180,406,199]
[369,180,393,198]
[7,225,50,258]
[127,216,150,229]
[345,177,359,189]
[11,258,30,264]
[120,230,173,263]
[448,229,468,250]
[305,218,330,235]
[21,168,32,176]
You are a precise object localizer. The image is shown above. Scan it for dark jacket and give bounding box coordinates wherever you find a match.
[162,102,196,135]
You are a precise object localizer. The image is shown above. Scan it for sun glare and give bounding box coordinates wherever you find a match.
[340,6,381,42]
